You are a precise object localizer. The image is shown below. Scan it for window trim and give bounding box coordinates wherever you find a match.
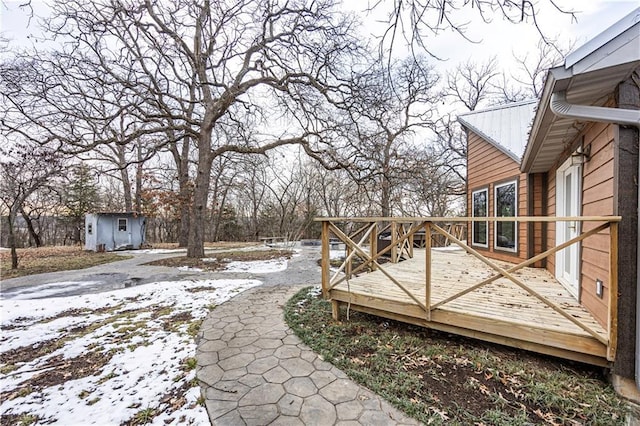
[117,218,128,232]
[471,187,489,248]
[494,179,518,253]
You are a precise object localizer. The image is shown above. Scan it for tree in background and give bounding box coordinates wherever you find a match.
[61,163,101,245]
[0,142,65,268]
[0,0,361,257]
[332,55,440,216]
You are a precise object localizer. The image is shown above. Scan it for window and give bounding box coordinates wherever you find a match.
[87,224,93,235]
[471,188,488,247]
[495,180,517,252]
[118,218,128,232]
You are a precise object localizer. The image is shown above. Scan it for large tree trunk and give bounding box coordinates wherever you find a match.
[187,133,213,258]
[381,176,391,217]
[118,146,134,212]
[176,137,192,247]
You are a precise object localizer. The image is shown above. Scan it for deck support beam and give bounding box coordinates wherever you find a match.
[332,300,341,321]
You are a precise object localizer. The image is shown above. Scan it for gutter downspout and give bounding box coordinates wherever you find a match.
[550,91,640,389]
[550,92,640,126]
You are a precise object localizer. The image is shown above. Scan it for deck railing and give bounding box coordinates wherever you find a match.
[316,216,621,360]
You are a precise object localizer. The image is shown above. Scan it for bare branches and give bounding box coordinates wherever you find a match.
[446,57,499,111]
[371,0,577,60]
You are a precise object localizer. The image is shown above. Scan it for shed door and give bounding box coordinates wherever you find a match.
[115,218,132,248]
[555,159,581,299]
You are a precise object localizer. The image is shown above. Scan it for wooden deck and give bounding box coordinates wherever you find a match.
[330,248,609,365]
[318,217,621,367]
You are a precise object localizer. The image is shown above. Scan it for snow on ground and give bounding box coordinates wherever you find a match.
[330,249,346,260]
[221,258,288,274]
[0,278,262,425]
[133,248,187,254]
[176,266,204,272]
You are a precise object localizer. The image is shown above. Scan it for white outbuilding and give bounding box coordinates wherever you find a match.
[85,212,146,252]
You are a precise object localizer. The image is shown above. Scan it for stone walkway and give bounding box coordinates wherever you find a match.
[196,284,421,425]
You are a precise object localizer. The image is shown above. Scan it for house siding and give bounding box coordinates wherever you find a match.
[544,122,615,328]
[528,172,546,267]
[467,131,528,263]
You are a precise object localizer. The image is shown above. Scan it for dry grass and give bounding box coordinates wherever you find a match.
[285,287,627,425]
[0,246,130,280]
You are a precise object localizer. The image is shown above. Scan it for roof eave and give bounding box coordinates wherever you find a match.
[520,71,561,173]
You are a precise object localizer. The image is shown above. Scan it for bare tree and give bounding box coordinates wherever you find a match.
[434,57,502,201]
[1,0,361,257]
[234,155,271,241]
[0,142,65,268]
[334,55,440,216]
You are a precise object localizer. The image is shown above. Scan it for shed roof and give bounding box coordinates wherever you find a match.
[88,212,143,217]
[457,99,537,163]
[521,7,640,173]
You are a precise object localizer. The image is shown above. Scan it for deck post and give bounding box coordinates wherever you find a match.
[331,300,341,321]
[370,222,378,271]
[345,244,352,279]
[425,221,432,321]
[321,221,330,299]
[608,221,619,361]
[407,223,414,258]
[391,221,398,263]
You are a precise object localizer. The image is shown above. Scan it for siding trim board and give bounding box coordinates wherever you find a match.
[471,187,489,249]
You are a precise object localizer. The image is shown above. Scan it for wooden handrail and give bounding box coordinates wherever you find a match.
[320,216,618,350]
[430,222,610,309]
[328,223,427,311]
[328,221,428,288]
[315,216,622,223]
[430,223,608,345]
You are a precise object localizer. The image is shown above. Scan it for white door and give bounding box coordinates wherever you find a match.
[556,159,582,299]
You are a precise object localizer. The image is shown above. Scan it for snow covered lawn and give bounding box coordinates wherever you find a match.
[0,278,261,425]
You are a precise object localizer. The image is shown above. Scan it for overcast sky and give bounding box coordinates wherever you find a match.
[2,1,636,69]
[1,0,637,118]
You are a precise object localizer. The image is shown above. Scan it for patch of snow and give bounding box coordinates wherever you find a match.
[330,249,346,260]
[307,286,322,297]
[222,258,288,274]
[0,278,261,424]
[177,266,204,272]
[133,248,186,254]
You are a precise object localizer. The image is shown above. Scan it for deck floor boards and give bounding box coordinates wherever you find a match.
[330,248,609,364]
